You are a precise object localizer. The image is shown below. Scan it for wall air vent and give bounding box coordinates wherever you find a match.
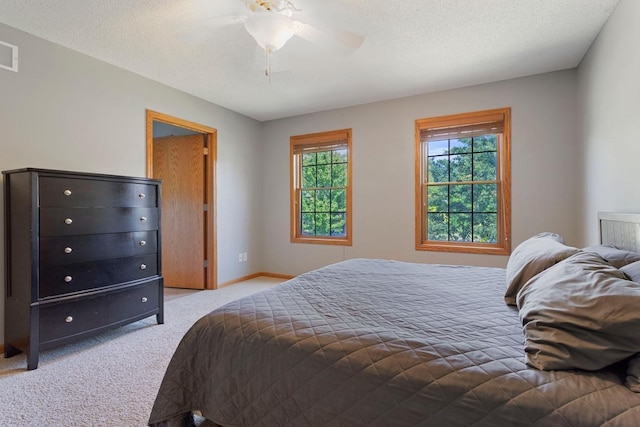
[0,40,19,72]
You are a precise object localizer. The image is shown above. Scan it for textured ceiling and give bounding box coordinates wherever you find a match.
[0,0,619,121]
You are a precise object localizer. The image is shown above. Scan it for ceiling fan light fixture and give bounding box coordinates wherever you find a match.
[244,11,295,52]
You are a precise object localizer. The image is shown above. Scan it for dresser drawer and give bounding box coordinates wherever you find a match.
[40,231,158,266]
[39,176,157,208]
[39,254,158,299]
[39,280,161,345]
[40,207,158,236]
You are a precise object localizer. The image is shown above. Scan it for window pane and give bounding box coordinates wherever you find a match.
[427,212,448,241]
[428,140,448,156]
[450,184,471,212]
[302,166,316,188]
[301,213,315,235]
[316,190,330,212]
[450,138,472,154]
[331,162,347,186]
[298,152,348,239]
[330,213,346,236]
[302,152,316,166]
[473,184,497,213]
[473,213,497,243]
[450,154,471,182]
[331,189,346,211]
[449,213,472,242]
[332,149,347,163]
[428,155,449,183]
[473,135,497,152]
[315,213,330,236]
[317,151,331,165]
[316,165,331,187]
[473,152,496,181]
[301,190,315,212]
[427,185,448,212]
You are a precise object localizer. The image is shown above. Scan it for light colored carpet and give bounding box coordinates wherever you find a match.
[0,277,283,427]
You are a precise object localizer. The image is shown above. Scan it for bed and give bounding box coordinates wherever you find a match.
[149,213,640,426]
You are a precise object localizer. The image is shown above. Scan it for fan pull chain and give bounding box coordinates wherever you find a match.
[265,47,272,83]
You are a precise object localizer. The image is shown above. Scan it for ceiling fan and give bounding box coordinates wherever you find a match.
[214,0,365,78]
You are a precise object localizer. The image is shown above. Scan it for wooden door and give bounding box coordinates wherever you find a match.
[153,134,206,289]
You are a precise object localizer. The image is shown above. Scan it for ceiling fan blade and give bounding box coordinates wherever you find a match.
[209,14,247,27]
[325,28,365,51]
[294,21,364,52]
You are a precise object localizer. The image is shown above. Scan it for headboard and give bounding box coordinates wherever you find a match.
[599,212,640,252]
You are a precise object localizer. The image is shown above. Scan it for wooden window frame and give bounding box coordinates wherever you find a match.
[290,129,353,246]
[415,108,511,255]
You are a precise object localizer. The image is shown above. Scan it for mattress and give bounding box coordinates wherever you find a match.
[149,258,640,426]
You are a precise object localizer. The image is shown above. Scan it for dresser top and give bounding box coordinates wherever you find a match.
[2,168,162,184]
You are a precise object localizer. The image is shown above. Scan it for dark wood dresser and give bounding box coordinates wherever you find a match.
[3,168,164,370]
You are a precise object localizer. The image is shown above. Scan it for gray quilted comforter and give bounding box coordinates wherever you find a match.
[149,259,640,426]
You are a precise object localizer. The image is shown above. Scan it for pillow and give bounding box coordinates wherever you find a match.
[504,232,579,305]
[582,244,640,268]
[626,354,640,392]
[620,260,640,282]
[517,251,640,371]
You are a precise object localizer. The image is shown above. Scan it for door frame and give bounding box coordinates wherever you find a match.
[145,109,218,289]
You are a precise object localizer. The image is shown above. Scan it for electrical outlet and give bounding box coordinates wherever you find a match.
[243,252,248,262]
[238,253,243,262]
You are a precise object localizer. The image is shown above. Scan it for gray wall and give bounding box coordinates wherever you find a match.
[577,0,640,245]
[261,70,580,276]
[0,23,264,344]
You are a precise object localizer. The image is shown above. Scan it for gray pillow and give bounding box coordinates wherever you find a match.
[504,232,579,305]
[626,354,640,392]
[582,244,640,268]
[621,260,640,283]
[518,251,640,371]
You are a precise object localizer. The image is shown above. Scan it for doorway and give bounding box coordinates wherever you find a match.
[145,110,217,290]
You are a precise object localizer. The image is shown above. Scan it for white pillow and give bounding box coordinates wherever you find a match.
[621,260,640,283]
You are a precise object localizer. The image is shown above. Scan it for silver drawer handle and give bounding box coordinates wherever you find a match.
[140,264,147,270]
[63,189,72,196]
[139,240,146,246]
[139,216,147,222]
[141,297,148,303]
[139,193,146,199]
[65,316,73,323]
[64,218,73,225]
[64,275,73,283]
[64,247,73,254]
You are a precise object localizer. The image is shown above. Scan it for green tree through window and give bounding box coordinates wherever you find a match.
[427,136,498,243]
[415,108,511,254]
[300,149,348,236]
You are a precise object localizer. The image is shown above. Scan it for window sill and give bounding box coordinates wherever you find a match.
[292,236,352,246]
[416,241,510,255]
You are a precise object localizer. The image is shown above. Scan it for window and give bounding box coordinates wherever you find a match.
[290,129,352,245]
[415,108,511,254]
